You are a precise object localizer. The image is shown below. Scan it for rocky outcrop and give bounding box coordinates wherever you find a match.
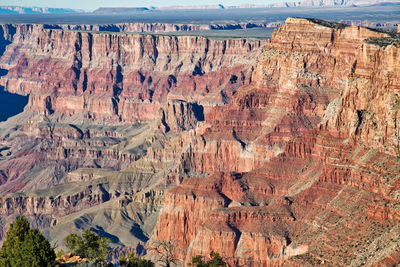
[56,253,88,265]
[158,101,204,133]
[0,185,111,217]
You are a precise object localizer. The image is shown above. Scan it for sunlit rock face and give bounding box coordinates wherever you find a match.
[0,18,399,266]
[0,24,265,122]
[150,18,400,266]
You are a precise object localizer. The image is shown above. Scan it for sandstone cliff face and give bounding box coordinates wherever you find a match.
[56,22,279,33]
[0,24,265,122]
[322,41,400,156]
[0,18,399,266]
[57,23,209,33]
[149,18,400,266]
[0,22,263,198]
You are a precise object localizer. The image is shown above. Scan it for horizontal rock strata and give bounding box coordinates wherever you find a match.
[0,18,399,266]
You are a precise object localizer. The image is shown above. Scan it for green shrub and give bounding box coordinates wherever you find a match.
[190,252,227,267]
[365,37,400,47]
[119,251,154,267]
[64,229,110,263]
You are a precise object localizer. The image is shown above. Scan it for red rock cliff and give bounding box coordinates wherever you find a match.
[0,18,399,266]
[57,22,277,33]
[150,18,400,266]
[0,24,265,122]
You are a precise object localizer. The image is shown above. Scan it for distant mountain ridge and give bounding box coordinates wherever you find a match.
[92,0,400,13]
[2,0,399,15]
[93,7,152,14]
[156,4,226,10]
[0,6,83,14]
[238,0,400,7]
[91,5,227,13]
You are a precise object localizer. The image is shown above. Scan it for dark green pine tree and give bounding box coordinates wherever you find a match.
[64,229,111,263]
[0,216,56,267]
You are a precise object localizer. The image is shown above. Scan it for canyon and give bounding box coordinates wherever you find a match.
[0,17,399,266]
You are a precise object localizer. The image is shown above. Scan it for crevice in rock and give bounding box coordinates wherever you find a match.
[45,96,54,115]
[232,129,246,149]
[112,65,124,116]
[230,75,238,84]
[192,65,204,76]
[68,124,84,139]
[160,110,171,133]
[167,74,177,88]
[82,70,88,92]
[355,109,365,135]
[217,190,232,207]
[72,33,83,92]
[227,223,242,251]
[87,33,93,62]
[138,71,146,84]
[191,103,204,121]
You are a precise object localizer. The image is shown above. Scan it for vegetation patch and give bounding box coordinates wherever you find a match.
[365,36,400,47]
[363,27,398,37]
[302,18,348,29]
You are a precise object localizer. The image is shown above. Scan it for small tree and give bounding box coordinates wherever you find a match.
[64,229,110,264]
[119,251,154,267]
[191,252,227,267]
[148,241,177,267]
[0,216,56,267]
[64,233,85,256]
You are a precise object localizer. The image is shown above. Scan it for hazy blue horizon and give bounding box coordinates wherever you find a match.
[1,1,286,11]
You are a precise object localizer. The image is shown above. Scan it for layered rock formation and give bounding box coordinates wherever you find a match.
[150,18,400,266]
[0,23,263,250]
[57,23,211,33]
[0,24,264,123]
[0,17,399,266]
[55,22,280,33]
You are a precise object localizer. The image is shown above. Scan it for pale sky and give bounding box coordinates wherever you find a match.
[1,1,284,11]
